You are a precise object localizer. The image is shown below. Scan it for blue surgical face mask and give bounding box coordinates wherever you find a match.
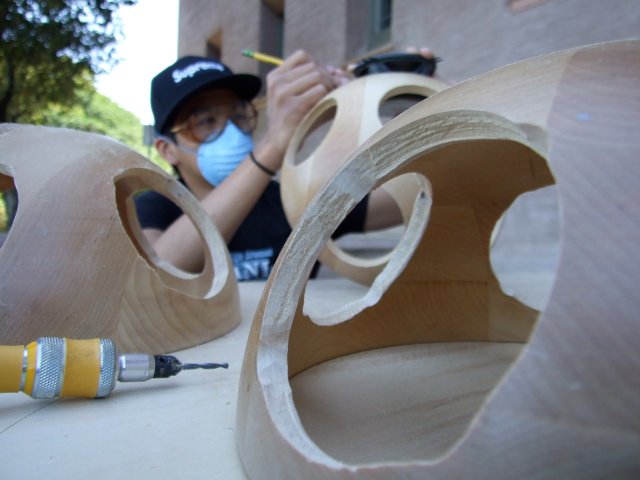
[196,120,253,187]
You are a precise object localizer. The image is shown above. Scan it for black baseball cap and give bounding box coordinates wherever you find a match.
[151,56,262,134]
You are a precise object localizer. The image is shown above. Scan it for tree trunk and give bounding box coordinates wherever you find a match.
[0,58,15,123]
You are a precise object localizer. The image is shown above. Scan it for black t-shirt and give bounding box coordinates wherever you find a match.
[134,181,368,281]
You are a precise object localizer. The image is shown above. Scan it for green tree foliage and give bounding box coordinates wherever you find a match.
[35,80,137,142]
[0,84,171,231]
[0,0,137,123]
[1,0,175,231]
[34,83,171,171]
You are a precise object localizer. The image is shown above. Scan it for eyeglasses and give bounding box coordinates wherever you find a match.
[352,53,441,78]
[170,100,257,144]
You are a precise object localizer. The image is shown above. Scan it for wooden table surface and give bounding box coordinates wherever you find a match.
[0,281,267,480]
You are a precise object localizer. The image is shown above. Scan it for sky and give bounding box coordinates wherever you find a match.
[94,0,180,125]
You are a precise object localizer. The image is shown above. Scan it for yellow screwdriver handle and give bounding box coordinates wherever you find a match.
[0,338,117,399]
[0,344,25,392]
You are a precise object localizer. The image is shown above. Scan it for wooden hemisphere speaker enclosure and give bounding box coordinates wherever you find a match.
[0,125,240,354]
[237,40,640,479]
[281,72,447,285]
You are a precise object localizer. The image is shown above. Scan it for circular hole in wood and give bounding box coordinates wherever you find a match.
[303,172,430,322]
[314,224,400,286]
[292,101,337,166]
[329,214,402,264]
[490,185,561,311]
[128,189,206,275]
[0,173,17,250]
[378,93,427,125]
[312,171,428,284]
[114,170,217,298]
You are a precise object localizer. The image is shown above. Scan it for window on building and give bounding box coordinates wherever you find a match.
[367,0,392,49]
[261,0,284,58]
[207,30,222,60]
[258,0,284,80]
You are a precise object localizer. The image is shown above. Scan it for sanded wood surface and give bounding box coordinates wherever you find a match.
[236,40,640,479]
[0,125,240,354]
[290,341,522,464]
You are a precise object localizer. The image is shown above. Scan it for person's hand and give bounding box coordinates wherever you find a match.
[263,50,341,160]
[404,46,436,59]
[326,64,350,87]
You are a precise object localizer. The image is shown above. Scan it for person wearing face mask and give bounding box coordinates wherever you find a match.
[135,51,402,281]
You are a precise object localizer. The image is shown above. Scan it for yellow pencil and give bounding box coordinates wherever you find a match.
[242,49,284,66]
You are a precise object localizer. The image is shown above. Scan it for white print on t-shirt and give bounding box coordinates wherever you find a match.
[231,248,274,281]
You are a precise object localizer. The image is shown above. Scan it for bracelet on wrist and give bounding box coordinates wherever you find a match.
[249,151,276,177]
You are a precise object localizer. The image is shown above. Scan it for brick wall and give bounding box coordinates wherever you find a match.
[393,0,640,84]
[178,0,262,75]
[178,0,640,83]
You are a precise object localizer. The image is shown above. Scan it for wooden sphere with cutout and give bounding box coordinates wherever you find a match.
[0,125,240,354]
[237,41,640,478]
[281,73,447,284]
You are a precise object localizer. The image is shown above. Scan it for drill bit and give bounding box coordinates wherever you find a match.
[151,355,228,378]
[182,362,229,370]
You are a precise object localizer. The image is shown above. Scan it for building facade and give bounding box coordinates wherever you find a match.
[177,0,640,86]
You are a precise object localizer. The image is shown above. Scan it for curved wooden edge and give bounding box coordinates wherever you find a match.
[0,125,240,354]
[113,166,231,298]
[237,40,640,478]
[307,177,432,326]
[316,173,430,286]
